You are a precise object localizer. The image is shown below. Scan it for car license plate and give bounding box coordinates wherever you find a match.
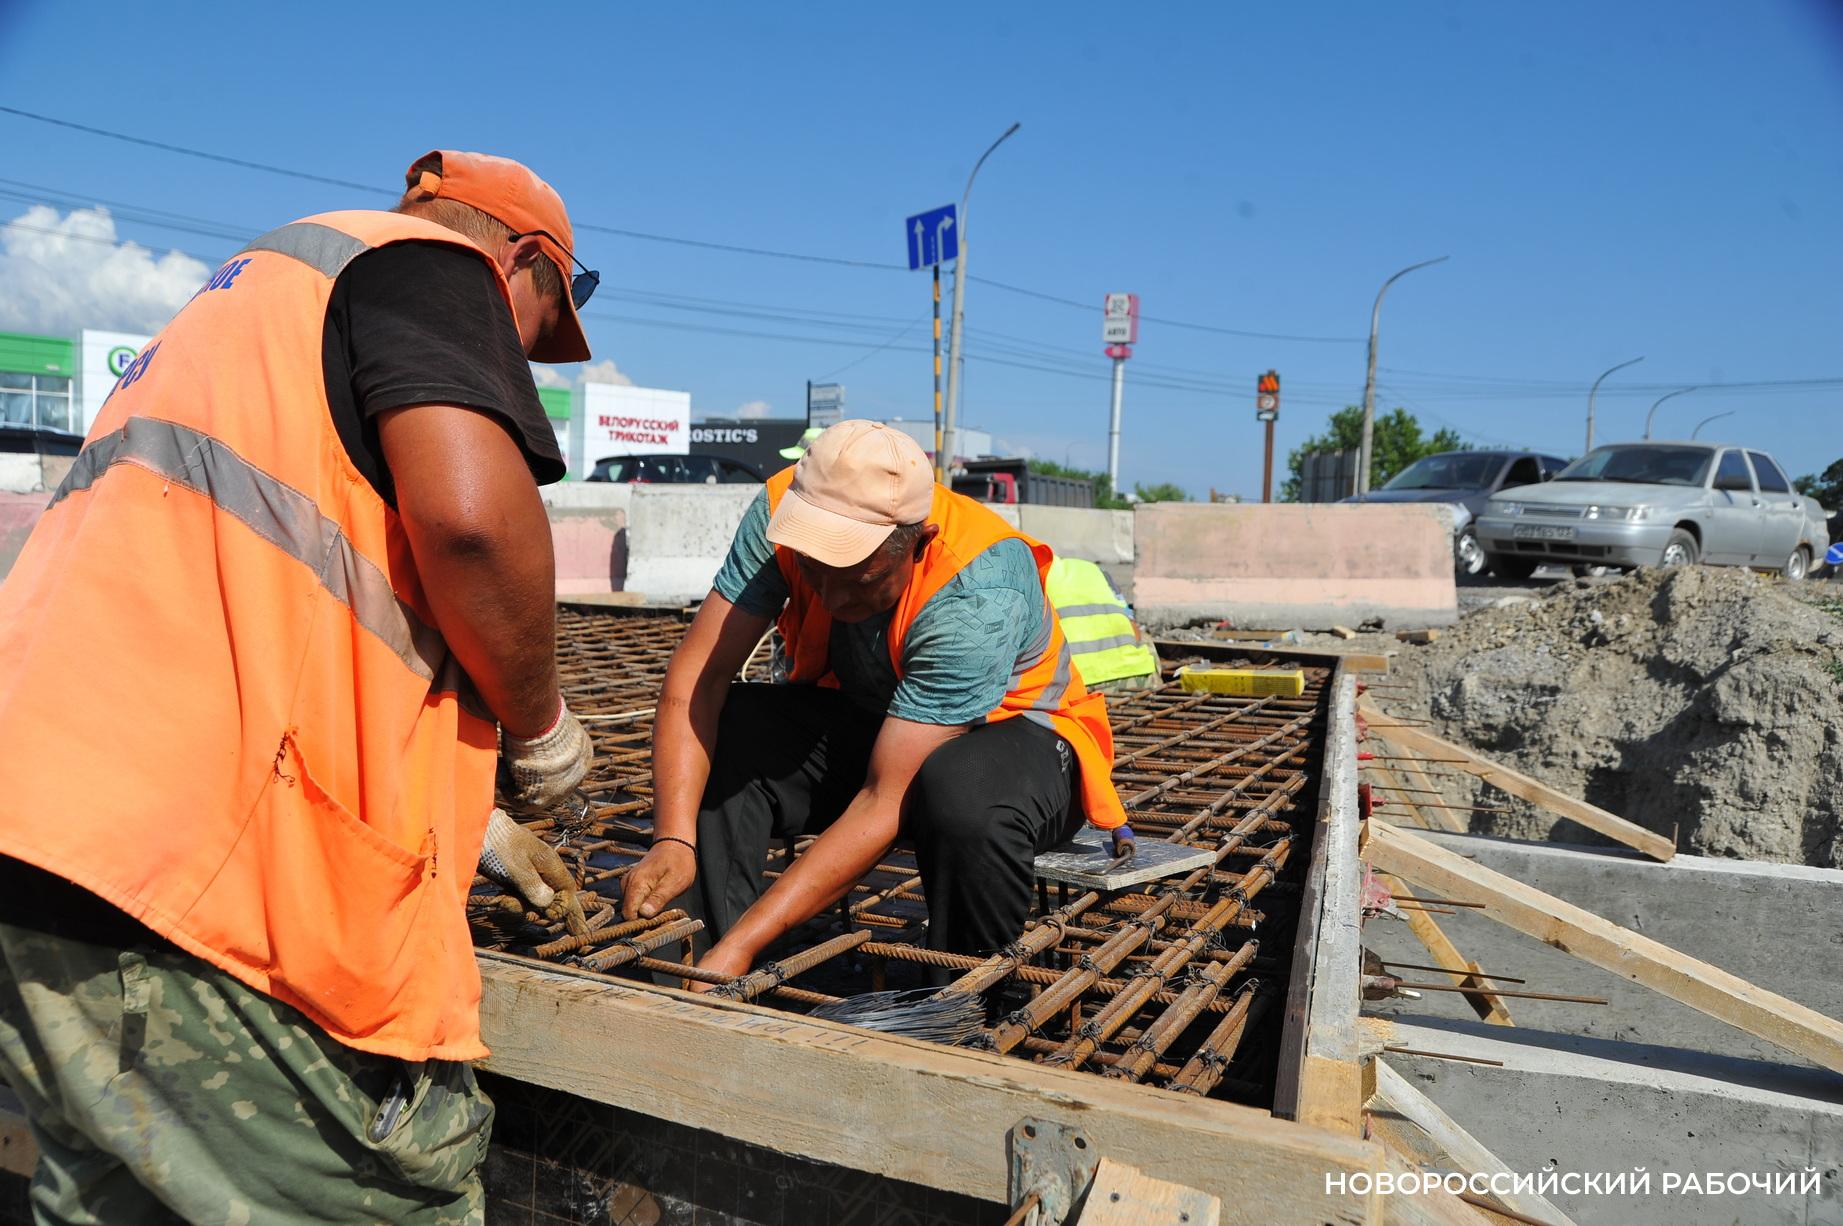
[1513,524,1575,542]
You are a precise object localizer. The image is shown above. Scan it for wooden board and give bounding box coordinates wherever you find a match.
[1378,872,1513,1026]
[477,951,1399,1224]
[1278,672,1366,1135]
[1363,820,1843,1076]
[1356,702,1674,862]
[1077,1157,1221,1225]
[1370,1062,1574,1226]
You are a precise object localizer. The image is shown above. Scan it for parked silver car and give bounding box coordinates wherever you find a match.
[1474,442,1829,580]
[1341,449,1570,576]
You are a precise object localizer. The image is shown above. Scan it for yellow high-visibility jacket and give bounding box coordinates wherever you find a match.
[1046,557,1159,687]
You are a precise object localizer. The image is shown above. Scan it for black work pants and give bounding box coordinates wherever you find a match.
[686,683,1081,962]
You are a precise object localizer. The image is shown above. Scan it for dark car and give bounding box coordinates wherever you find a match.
[586,453,764,484]
[1340,450,1571,576]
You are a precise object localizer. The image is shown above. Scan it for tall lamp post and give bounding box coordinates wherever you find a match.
[1358,256,1448,495]
[1690,411,1734,440]
[1643,386,1699,440]
[1586,355,1644,452]
[941,121,1021,477]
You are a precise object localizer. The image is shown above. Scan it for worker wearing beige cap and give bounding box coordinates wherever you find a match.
[0,151,599,1221]
[624,421,1129,983]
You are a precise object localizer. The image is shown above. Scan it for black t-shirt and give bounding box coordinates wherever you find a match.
[0,240,564,945]
[324,240,565,502]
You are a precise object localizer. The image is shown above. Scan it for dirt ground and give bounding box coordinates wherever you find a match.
[1158,567,1843,866]
[1361,568,1843,867]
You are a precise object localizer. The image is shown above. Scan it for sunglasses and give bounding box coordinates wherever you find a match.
[509,229,600,310]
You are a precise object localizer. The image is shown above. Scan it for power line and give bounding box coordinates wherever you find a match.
[0,106,382,195]
[0,108,1365,344]
[813,314,930,381]
[969,275,1364,344]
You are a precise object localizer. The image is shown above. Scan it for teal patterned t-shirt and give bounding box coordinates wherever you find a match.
[712,491,1044,725]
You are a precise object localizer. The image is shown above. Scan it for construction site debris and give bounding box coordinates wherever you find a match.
[1384,568,1843,867]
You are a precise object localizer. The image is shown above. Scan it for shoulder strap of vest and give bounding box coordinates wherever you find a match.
[235,210,514,312]
[886,486,1052,671]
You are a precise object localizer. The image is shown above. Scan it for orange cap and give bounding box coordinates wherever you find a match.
[405,150,591,363]
[766,421,935,567]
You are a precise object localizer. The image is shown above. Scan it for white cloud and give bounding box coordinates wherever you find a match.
[0,206,210,336]
[530,364,570,388]
[580,359,633,386]
[736,400,774,419]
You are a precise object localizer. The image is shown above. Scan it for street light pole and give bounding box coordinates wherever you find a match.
[941,121,1021,478]
[1690,411,1734,440]
[1359,256,1448,495]
[1586,355,1644,452]
[1643,386,1699,440]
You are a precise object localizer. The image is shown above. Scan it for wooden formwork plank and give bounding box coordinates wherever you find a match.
[1356,703,1674,862]
[1370,1061,1576,1226]
[1278,671,1366,1135]
[477,951,1408,1224]
[1363,821,1843,1076]
[1379,872,1514,1026]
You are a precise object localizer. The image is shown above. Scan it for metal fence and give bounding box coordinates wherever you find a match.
[1298,448,1360,503]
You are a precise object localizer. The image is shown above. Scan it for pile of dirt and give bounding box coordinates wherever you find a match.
[1377,568,1843,867]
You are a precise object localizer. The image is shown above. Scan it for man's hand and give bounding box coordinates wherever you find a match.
[479,808,589,936]
[621,840,698,921]
[686,938,754,994]
[500,700,593,809]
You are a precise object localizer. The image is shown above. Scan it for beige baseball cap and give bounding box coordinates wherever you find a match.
[766,420,934,566]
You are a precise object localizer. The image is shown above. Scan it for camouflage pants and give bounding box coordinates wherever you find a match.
[0,922,491,1225]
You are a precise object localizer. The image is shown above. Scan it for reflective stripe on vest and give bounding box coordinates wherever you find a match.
[763,469,1128,829]
[1046,557,1159,687]
[55,416,446,682]
[0,210,512,1062]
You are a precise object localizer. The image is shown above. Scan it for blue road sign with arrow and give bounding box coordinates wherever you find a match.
[904,204,958,270]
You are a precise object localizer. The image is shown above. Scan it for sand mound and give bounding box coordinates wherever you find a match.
[1381,568,1843,866]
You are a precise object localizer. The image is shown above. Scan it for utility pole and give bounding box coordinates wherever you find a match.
[942,122,1020,478]
[1101,294,1140,493]
[1359,256,1447,495]
[931,262,944,482]
[1106,352,1127,488]
[1586,355,1644,452]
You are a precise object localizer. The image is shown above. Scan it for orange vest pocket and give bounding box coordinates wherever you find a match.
[228,734,435,1041]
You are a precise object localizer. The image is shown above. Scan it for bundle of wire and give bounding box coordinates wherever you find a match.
[807,989,986,1045]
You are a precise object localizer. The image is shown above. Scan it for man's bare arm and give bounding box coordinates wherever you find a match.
[692,717,963,985]
[622,592,772,920]
[378,403,559,737]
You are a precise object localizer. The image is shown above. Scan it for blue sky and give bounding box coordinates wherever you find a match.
[2,1,1839,496]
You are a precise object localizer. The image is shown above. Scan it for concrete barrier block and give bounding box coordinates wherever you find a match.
[544,484,632,595]
[624,485,758,605]
[1018,505,1133,564]
[1133,502,1456,629]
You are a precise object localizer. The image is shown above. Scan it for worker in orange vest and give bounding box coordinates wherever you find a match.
[0,151,597,1223]
[622,421,1130,984]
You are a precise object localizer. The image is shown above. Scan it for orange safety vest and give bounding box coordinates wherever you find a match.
[0,211,512,1061]
[764,469,1127,829]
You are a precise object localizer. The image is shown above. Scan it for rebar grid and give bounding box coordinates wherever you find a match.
[471,607,1328,1103]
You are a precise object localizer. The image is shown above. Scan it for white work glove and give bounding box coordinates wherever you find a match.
[479,808,589,936]
[498,699,592,810]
